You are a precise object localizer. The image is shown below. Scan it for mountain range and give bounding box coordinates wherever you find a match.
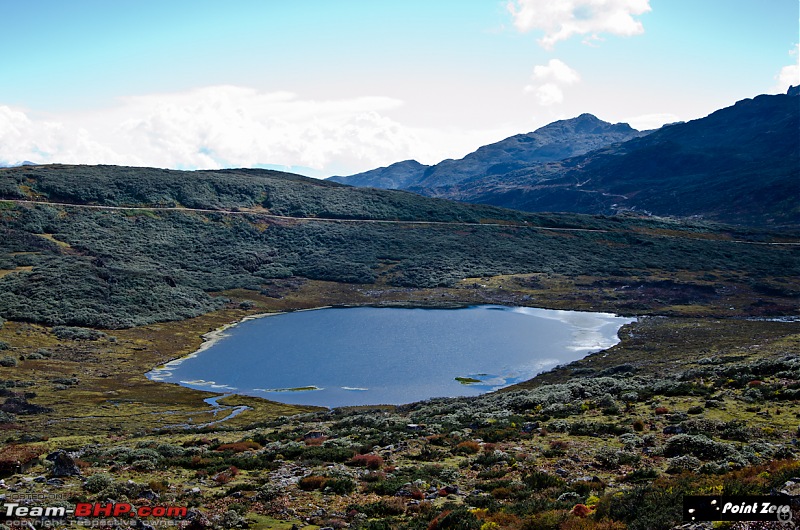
[330,113,646,189]
[331,87,799,226]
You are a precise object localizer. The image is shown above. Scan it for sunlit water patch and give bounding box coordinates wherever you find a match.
[148,306,635,407]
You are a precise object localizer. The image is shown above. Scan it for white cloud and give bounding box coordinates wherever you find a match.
[0,86,519,176]
[623,112,681,131]
[0,105,122,166]
[774,44,799,92]
[524,59,580,105]
[507,0,651,49]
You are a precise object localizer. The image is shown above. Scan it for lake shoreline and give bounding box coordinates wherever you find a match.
[149,304,635,408]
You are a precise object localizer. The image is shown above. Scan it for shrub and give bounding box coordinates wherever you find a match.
[0,356,17,367]
[0,342,9,351]
[155,443,185,457]
[148,479,169,493]
[663,434,739,461]
[523,470,565,490]
[257,483,282,501]
[298,475,328,491]
[351,453,384,470]
[453,441,480,455]
[666,455,701,474]
[216,441,262,453]
[595,448,641,469]
[213,468,236,485]
[521,509,568,530]
[625,468,659,483]
[619,433,643,450]
[84,473,113,493]
[491,487,514,499]
[324,477,356,495]
[132,459,156,471]
[52,326,107,341]
[428,507,480,530]
[129,448,161,463]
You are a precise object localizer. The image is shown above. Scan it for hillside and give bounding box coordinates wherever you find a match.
[444,90,799,226]
[329,114,644,189]
[0,164,799,530]
[333,89,799,227]
[1,164,797,328]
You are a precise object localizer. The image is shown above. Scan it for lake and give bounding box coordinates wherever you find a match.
[147,305,635,407]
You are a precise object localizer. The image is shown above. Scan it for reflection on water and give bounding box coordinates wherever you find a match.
[148,305,635,407]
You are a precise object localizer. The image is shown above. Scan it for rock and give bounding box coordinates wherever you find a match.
[33,476,46,483]
[138,489,159,501]
[439,485,459,495]
[46,451,81,477]
[663,425,684,435]
[182,509,213,529]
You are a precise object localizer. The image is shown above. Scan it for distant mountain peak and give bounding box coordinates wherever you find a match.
[539,113,636,133]
[331,114,644,189]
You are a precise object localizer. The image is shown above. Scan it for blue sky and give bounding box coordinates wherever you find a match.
[1,0,797,175]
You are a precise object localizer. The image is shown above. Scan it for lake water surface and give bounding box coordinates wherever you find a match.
[148,306,635,407]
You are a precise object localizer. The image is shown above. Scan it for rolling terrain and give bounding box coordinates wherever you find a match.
[0,164,798,529]
[1,164,797,327]
[333,88,799,227]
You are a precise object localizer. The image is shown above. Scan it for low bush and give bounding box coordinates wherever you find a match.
[453,441,480,455]
[324,477,356,495]
[84,473,113,493]
[350,453,384,470]
[0,356,17,367]
[216,441,262,453]
[52,326,107,341]
[665,455,701,474]
[663,434,739,461]
[595,448,641,469]
[298,475,328,491]
[428,507,480,530]
[523,470,565,491]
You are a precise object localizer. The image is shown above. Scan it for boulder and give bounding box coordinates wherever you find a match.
[46,451,81,477]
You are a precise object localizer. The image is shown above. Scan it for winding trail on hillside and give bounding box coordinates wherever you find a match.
[2,198,605,231]
[3,198,799,245]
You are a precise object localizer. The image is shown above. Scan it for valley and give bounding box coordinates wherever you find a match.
[0,111,797,528]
